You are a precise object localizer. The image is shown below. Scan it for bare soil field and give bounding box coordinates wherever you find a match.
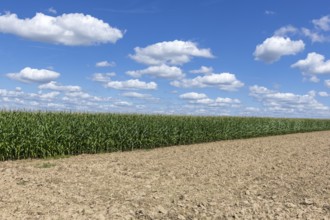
[1,131,330,220]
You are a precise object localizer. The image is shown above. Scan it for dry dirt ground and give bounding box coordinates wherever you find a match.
[1,131,330,220]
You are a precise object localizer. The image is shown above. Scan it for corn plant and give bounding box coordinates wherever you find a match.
[0,111,330,161]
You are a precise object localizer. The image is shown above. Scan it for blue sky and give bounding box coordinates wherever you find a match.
[1,0,330,118]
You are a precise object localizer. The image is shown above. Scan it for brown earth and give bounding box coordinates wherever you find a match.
[0,131,330,220]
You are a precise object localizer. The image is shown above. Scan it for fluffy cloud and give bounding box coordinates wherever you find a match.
[309,76,320,83]
[325,79,330,88]
[190,66,214,75]
[105,79,157,90]
[274,25,298,37]
[319,91,329,97]
[0,12,123,46]
[113,101,133,107]
[122,92,156,100]
[39,91,60,99]
[249,85,329,115]
[64,91,94,99]
[91,73,116,82]
[129,40,214,65]
[96,61,116,67]
[312,15,330,31]
[126,64,184,79]
[253,36,305,63]
[301,28,327,43]
[171,73,244,91]
[0,86,119,112]
[48,7,57,14]
[38,81,82,92]
[179,92,240,107]
[291,52,330,75]
[6,67,60,83]
[122,92,149,98]
[301,15,330,43]
[0,88,59,103]
[179,92,208,100]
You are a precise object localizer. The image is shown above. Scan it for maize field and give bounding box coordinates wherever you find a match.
[1,111,330,161]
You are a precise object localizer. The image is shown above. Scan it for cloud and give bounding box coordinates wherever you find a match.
[274,25,298,37]
[325,79,330,88]
[245,107,260,112]
[114,101,133,107]
[253,36,305,63]
[179,92,208,100]
[0,12,123,46]
[312,15,330,31]
[301,15,330,43]
[91,72,116,83]
[249,85,329,115]
[63,91,93,99]
[48,7,57,14]
[190,66,214,75]
[171,73,244,91]
[180,92,240,107]
[209,97,240,107]
[122,92,156,100]
[39,91,60,99]
[291,52,330,75]
[6,67,60,83]
[38,81,82,92]
[129,40,214,65]
[0,86,139,112]
[122,92,149,98]
[126,64,185,79]
[309,75,320,83]
[105,79,157,90]
[96,61,116,67]
[214,97,240,104]
[0,88,59,105]
[301,28,328,43]
[319,91,329,97]
[265,10,275,15]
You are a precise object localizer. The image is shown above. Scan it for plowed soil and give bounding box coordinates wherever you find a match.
[1,131,330,219]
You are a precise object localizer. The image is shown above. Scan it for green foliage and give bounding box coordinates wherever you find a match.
[0,111,330,161]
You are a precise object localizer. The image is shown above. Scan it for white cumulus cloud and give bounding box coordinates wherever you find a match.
[319,91,329,97]
[96,61,116,67]
[38,81,82,92]
[180,92,240,107]
[129,40,214,65]
[274,25,298,37]
[122,92,155,100]
[179,92,208,100]
[6,67,60,83]
[312,15,330,31]
[325,79,330,88]
[302,15,330,43]
[301,28,327,43]
[308,75,320,83]
[126,64,185,79]
[105,79,157,90]
[39,91,60,99]
[91,72,116,83]
[171,73,244,91]
[249,85,329,115]
[291,52,330,75]
[48,7,57,14]
[190,66,214,75]
[0,12,123,46]
[253,36,305,63]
